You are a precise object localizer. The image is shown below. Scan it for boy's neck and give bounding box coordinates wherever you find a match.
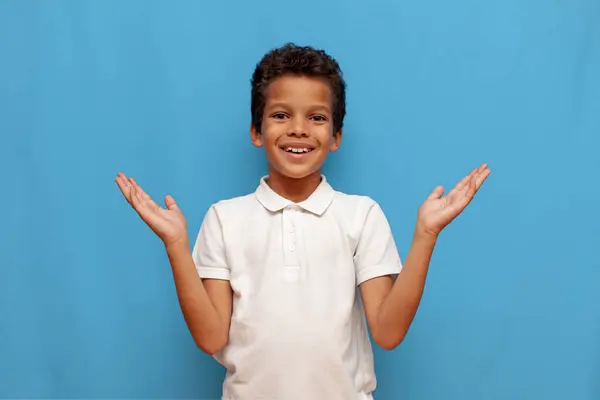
[265,169,322,203]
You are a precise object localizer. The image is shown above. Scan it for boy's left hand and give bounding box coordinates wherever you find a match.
[416,163,491,237]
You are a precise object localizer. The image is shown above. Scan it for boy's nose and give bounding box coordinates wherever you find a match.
[288,119,309,137]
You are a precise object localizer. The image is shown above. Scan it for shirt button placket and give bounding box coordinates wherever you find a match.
[283,206,300,266]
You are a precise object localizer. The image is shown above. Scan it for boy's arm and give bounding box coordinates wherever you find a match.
[359,164,490,350]
[114,173,232,356]
[359,231,436,350]
[166,239,232,355]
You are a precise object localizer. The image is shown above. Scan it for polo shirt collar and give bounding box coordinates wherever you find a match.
[255,175,334,216]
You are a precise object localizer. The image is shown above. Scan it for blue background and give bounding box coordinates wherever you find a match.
[1,0,599,398]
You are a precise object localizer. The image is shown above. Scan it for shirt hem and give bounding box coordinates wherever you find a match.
[196,266,231,280]
[357,264,402,285]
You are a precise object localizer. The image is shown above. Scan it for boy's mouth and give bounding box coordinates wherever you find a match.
[281,146,314,154]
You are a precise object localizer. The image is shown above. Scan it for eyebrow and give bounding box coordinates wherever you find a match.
[266,102,331,113]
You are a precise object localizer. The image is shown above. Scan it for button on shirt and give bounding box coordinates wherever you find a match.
[192,176,403,400]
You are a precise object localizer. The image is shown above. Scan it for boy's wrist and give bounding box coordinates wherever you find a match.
[413,223,439,244]
[164,236,191,253]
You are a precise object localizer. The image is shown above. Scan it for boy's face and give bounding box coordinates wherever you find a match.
[251,75,341,181]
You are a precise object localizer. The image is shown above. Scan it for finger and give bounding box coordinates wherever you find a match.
[465,165,490,193]
[474,167,491,190]
[115,174,133,204]
[117,172,131,187]
[453,163,489,193]
[465,174,477,198]
[128,185,158,224]
[129,180,142,208]
[115,172,126,188]
[164,194,179,211]
[129,178,151,202]
[448,168,477,195]
[452,165,489,209]
[114,175,127,193]
[427,185,445,200]
[129,178,165,214]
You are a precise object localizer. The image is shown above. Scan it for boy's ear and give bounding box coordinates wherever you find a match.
[250,123,263,147]
[329,129,342,152]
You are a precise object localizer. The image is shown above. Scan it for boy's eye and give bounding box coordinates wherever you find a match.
[311,115,328,122]
[272,113,288,119]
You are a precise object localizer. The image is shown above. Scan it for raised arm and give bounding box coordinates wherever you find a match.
[115,173,232,355]
[359,164,490,350]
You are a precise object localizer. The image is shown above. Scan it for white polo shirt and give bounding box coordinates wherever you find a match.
[192,176,402,400]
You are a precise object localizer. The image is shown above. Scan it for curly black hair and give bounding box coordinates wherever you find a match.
[250,43,346,134]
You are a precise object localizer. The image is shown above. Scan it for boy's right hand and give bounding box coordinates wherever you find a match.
[115,172,188,247]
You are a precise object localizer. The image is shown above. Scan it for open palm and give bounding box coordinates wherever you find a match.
[417,164,491,236]
[115,172,188,246]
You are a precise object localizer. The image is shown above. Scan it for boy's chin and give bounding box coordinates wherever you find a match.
[272,165,323,181]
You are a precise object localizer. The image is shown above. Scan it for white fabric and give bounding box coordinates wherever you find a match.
[192,176,402,400]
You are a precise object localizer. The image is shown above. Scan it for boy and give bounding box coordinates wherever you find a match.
[115,43,490,399]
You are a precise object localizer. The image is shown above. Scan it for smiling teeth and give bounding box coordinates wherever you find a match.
[285,147,311,153]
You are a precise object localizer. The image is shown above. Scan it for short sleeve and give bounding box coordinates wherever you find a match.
[191,205,230,280]
[354,200,402,285]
